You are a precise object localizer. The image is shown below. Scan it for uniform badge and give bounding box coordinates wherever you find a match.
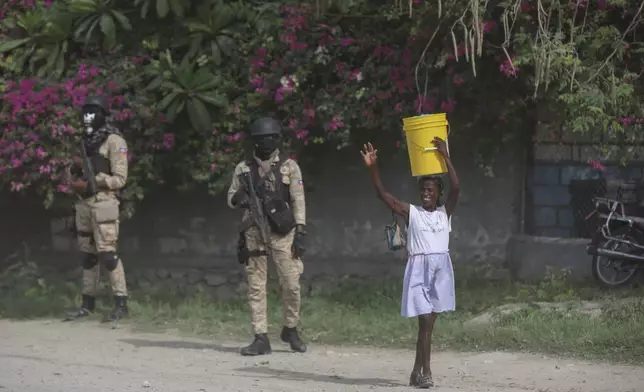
[119,147,128,155]
[297,180,304,185]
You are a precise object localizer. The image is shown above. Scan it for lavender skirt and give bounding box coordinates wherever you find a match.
[401,253,456,318]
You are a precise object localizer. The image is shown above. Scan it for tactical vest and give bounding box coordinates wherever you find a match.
[248,156,296,235]
[247,156,290,203]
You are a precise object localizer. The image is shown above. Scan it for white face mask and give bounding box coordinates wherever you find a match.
[83,112,96,135]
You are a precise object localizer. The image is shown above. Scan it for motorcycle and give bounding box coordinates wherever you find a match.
[586,183,644,287]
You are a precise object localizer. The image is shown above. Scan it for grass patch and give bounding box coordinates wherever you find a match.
[2,261,644,363]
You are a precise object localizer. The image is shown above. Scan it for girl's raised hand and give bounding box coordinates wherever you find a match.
[360,142,378,167]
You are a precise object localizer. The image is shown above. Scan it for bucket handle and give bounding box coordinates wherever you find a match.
[408,124,451,154]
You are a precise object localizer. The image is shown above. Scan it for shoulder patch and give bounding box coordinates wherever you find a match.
[297,179,304,185]
[119,147,128,155]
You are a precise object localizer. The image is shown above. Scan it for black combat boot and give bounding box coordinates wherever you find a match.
[103,295,129,322]
[63,295,95,321]
[240,333,272,356]
[280,326,307,353]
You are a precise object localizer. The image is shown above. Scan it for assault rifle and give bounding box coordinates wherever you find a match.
[79,141,98,196]
[240,171,272,260]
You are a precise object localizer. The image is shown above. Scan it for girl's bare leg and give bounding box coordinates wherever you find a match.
[409,313,436,388]
[410,317,426,385]
[423,313,438,379]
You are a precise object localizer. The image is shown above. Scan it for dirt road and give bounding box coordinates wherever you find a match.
[0,319,642,392]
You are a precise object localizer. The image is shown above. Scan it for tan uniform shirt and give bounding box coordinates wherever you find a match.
[227,153,306,226]
[96,133,128,192]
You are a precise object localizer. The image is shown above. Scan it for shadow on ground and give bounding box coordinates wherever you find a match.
[234,366,402,387]
[119,338,292,353]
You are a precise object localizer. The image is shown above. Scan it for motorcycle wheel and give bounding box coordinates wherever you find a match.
[591,233,639,288]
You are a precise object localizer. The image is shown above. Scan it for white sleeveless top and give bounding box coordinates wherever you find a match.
[406,205,451,256]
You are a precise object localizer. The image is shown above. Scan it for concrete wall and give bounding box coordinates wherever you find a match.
[507,235,592,282]
[501,118,644,283]
[0,138,525,295]
[527,121,644,239]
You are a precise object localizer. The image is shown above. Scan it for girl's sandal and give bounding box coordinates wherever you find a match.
[415,375,434,389]
[409,371,420,386]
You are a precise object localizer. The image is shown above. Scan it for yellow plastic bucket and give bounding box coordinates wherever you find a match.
[402,113,449,177]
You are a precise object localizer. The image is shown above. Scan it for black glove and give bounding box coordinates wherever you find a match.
[231,189,249,208]
[292,224,306,258]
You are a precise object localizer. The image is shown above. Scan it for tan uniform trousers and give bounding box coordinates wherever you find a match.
[75,192,127,297]
[245,227,304,334]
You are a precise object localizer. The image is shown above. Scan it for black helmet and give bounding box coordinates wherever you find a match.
[249,117,282,137]
[82,96,109,114]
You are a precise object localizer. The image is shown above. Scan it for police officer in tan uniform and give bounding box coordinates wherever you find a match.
[64,96,129,323]
[228,117,307,355]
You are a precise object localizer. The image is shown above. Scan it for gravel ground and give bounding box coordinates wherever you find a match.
[1,319,642,392]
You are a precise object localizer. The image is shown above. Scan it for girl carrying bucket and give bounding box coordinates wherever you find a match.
[360,137,460,388]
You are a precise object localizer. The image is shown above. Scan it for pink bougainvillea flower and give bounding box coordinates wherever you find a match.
[414,95,436,113]
[295,129,309,140]
[452,75,466,85]
[57,184,71,194]
[250,58,265,69]
[570,0,588,10]
[10,181,24,192]
[327,115,344,131]
[162,132,175,150]
[290,41,308,51]
[275,88,285,103]
[499,58,519,78]
[35,146,47,159]
[481,20,496,33]
[618,117,643,126]
[349,70,363,81]
[225,133,242,143]
[249,75,263,89]
[440,99,457,113]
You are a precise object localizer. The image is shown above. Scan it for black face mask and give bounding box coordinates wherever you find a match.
[254,135,281,160]
[82,105,106,135]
